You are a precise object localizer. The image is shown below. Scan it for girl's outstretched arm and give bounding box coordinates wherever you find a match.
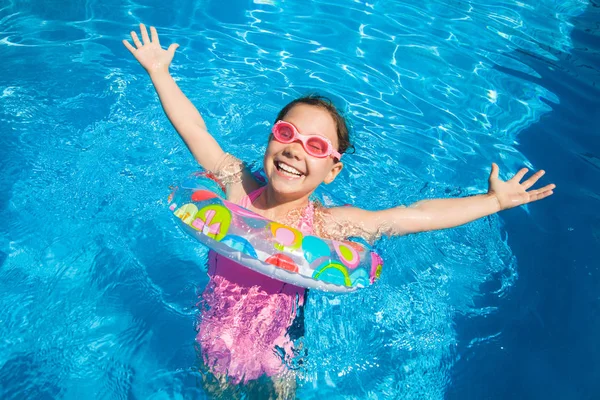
[328,164,556,237]
[123,24,225,172]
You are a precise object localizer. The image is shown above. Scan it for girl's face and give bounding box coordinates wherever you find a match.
[263,104,343,199]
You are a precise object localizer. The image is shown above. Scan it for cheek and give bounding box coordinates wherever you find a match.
[306,158,332,176]
[264,142,284,170]
[264,141,278,157]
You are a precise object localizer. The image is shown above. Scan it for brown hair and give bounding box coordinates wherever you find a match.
[274,94,354,159]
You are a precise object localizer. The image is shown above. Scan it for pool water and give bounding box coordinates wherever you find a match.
[0,0,598,398]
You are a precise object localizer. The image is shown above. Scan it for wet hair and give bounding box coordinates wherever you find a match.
[274,94,354,159]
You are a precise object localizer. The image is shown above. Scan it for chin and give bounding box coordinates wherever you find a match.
[270,175,304,193]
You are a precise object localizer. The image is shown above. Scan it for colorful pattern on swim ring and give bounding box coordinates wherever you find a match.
[221,235,257,258]
[302,236,330,264]
[349,269,370,288]
[370,252,383,283]
[174,203,231,242]
[269,222,303,253]
[333,240,360,269]
[174,203,198,225]
[265,253,299,273]
[169,172,384,293]
[313,261,351,287]
[192,190,219,202]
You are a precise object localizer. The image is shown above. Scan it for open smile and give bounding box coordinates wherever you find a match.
[274,160,305,179]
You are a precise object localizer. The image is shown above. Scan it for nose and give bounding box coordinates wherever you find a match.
[282,141,304,160]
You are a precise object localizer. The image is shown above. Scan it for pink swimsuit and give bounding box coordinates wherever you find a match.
[197,186,314,384]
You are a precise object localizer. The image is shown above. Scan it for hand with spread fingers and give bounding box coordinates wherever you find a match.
[122,23,179,75]
[487,163,556,211]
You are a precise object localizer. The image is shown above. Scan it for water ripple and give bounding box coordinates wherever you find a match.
[0,0,589,398]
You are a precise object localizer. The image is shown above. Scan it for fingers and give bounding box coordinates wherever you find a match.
[489,163,499,181]
[127,24,160,51]
[528,188,554,202]
[522,170,545,190]
[526,184,556,202]
[510,168,529,183]
[150,26,160,45]
[167,43,180,55]
[130,30,143,48]
[531,183,556,193]
[140,23,151,45]
[122,39,136,54]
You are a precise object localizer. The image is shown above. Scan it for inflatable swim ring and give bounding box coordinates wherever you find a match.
[168,172,383,293]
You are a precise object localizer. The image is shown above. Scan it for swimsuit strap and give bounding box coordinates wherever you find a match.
[240,186,267,208]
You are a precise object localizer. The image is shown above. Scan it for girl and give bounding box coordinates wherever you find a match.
[123,24,555,394]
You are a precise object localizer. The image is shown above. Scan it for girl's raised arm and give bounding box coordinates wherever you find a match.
[123,24,225,172]
[328,164,555,237]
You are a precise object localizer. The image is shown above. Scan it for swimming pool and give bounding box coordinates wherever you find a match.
[1,0,598,398]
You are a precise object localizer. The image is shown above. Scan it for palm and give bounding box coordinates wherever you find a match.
[123,24,179,74]
[488,163,555,210]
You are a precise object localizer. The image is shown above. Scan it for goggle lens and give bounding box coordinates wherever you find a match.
[276,124,295,141]
[305,136,328,156]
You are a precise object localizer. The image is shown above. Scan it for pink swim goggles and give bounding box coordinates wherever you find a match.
[272,120,342,160]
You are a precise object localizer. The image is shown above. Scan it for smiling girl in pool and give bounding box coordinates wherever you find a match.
[124,23,555,396]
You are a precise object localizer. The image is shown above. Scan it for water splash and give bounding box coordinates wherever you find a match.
[0,0,587,398]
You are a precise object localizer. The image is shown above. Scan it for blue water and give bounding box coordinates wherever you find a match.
[0,0,598,399]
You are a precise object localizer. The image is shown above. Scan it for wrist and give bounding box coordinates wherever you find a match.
[486,192,502,212]
[148,68,172,81]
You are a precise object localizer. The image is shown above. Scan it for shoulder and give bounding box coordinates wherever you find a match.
[209,153,261,203]
[313,205,382,243]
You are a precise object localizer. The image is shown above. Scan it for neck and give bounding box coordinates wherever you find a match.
[254,185,311,222]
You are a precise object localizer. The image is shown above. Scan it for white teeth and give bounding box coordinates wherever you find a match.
[277,162,302,176]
